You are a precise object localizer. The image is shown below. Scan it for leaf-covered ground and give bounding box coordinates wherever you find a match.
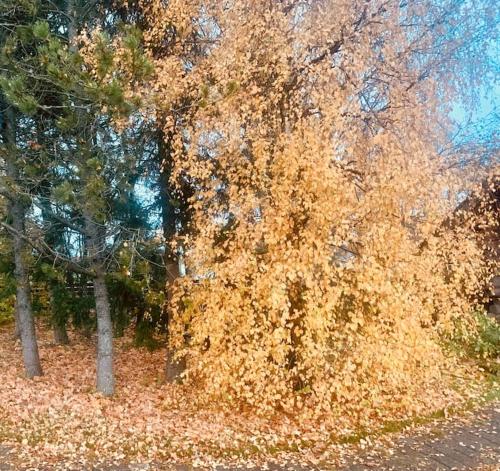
[0,323,497,470]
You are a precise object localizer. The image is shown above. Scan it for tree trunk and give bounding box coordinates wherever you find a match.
[157,127,176,246]
[53,322,70,345]
[157,127,187,381]
[93,269,114,395]
[84,212,114,396]
[50,288,70,345]
[165,348,186,383]
[10,201,43,377]
[12,309,20,339]
[2,105,42,377]
[164,259,185,382]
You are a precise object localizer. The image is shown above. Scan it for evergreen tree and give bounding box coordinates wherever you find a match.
[0,0,157,394]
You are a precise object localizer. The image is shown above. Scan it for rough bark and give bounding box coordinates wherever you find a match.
[93,269,114,395]
[83,213,115,395]
[2,106,42,377]
[156,127,186,381]
[12,309,20,339]
[164,259,185,382]
[157,127,176,246]
[165,348,186,383]
[84,213,114,396]
[10,202,43,377]
[53,322,70,345]
[50,288,70,345]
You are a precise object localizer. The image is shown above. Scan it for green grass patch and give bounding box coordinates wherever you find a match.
[333,374,499,447]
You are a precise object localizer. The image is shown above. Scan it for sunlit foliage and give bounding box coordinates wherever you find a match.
[149,0,499,417]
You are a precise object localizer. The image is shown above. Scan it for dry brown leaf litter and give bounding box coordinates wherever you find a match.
[0,324,491,469]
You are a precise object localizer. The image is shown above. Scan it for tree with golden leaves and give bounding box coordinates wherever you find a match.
[83,0,498,417]
[166,0,498,417]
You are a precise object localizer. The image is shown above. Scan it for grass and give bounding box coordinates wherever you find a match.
[332,371,499,447]
[203,374,499,460]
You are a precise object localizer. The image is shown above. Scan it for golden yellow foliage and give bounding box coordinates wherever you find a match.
[81,0,498,419]
[165,0,497,417]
